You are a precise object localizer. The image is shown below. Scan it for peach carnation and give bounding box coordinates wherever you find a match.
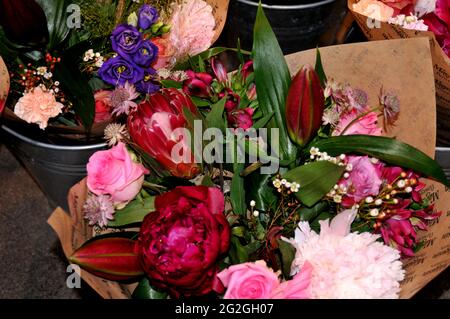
[284,209,405,299]
[14,86,63,129]
[168,0,215,63]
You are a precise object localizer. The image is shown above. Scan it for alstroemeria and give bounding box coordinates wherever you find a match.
[227,108,254,130]
[127,89,200,179]
[183,70,213,98]
[211,57,228,83]
[219,89,241,112]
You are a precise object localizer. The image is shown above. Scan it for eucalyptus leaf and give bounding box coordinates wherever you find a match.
[283,161,345,207]
[311,135,449,187]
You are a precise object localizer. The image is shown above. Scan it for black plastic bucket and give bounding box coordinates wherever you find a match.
[0,124,106,211]
[226,0,346,54]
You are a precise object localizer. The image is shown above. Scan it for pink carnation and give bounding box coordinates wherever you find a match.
[14,86,63,129]
[217,260,311,299]
[333,110,382,136]
[284,209,405,299]
[168,0,215,63]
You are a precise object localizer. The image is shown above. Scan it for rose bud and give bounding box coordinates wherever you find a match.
[0,0,49,47]
[285,64,325,147]
[69,237,144,281]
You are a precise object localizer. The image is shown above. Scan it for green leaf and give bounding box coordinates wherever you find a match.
[198,55,206,72]
[190,96,211,107]
[160,79,182,89]
[231,162,246,215]
[245,173,278,212]
[108,196,155,228]
[53,60,95,130]
[205,98,226,131]
[310,212,333,232]
[277,239,296,278]
[314,48,327,88]
[132,277,168,299]
[229,236,249,265]
[297,201,329,222]
[283,161,345,207]
[253,4,297,163]
[175,47,251,70]
[35,0,71,49]
[252,112,274,129]
[201,175,214,187]
[311,135,449,187]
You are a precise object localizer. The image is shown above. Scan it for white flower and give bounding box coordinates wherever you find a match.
[104,123,130,147]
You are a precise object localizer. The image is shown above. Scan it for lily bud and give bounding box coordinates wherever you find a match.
[0,0,49,47]
[211,57,228,83]
[69,237,144,281]
[285,64,325,147]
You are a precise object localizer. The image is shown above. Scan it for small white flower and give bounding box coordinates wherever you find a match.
[333,195,342,203]
[54,81,60,86]
[253,210,260,217]
[281,179,287,185]
[250,200,256,207]
[285,182,292,188]
[370,157,380,164]
[397,180,406,188]
[405,187,413,193]
[37,66,47,75]
[344,172,350,179]
[365,196,374,204]
[369,209,379,217]
[346,164,353,171]
[44,72,53,79]
[375,199,383,206]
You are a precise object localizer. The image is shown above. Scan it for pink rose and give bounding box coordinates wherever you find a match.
[340,156,383,206]
[333,110,382,136]
[217,261,280,299]
[151,37,176,70]
[87,142,149,204]
[94,90,112,123]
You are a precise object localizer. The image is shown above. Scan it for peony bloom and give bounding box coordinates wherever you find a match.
[333,110,382,136]
[94,90,112,123]
[217,260,312,299]
[137,186,230,298]
[352,0,395,22]
[168,0,216,62]
[14,86,63,129]
[339,156,383,207]
[127,88,200,179]
[86,142,149,205]
[83,194,115,228]
[110,82,139,116]
[284,209,405,299]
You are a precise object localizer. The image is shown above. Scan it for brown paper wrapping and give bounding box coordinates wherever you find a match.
[348,0,450,144]
[209,0,230,43]
[0,57,9,111]
[49,38,449,299]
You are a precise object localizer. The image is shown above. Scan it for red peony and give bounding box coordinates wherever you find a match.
[137,186,231,297]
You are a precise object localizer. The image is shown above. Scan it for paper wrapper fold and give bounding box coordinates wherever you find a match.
[347,0,450,145]
[49,38,449,299]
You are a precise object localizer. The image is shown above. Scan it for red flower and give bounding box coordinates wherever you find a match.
[183,70,213,98]
[242,60,254,81]
[219,88,240,112]
[423,0,450,57]
[227,108,255,130]
[127,88,200,179]
[137,186,231,298]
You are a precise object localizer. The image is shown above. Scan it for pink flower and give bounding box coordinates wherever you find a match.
[227,108,254,130]
[168,0,215,62]
[87,142,149,205]
[83,194,115,228]
[14,86,63,129]
[423,0,450,57]
[379,0,416,14]
[219,89,240,112]
[217,260,311,299]
[352,0,395,22]
[284,209,405,299]
[340,156,383,207]
[110,82,139,116]
[151,36,176,70]
[183,70,213,98]
[94,90,112,123]
[333,110,382,136]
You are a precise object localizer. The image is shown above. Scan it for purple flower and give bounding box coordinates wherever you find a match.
[135,68,160,94]
[98,56,144,86]
[132,40,159,67]
[111,24,142,58]
[138,4,159,30]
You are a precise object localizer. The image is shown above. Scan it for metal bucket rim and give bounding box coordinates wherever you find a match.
[1,124,107,151]
[235,0,337,10]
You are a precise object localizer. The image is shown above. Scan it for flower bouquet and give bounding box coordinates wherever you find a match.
[348,0,450,144]
[49,5,450,299]
[0,0,228,142]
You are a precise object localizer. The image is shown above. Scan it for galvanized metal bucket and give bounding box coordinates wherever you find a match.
[0,124,106,211]
[436,147,450,182]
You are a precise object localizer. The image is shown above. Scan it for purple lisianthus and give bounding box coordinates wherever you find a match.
[111,24,142,58]
[138,4,159,30]
[132,40,159,67]
[98,56,144,86]
[135,68,160,94]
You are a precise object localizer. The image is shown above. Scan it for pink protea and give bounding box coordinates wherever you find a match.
[284,209,405,299]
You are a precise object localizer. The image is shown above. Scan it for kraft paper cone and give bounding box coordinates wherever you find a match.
[209,0,230,44]
[49,38,449,299]
[0,57,9,112]
[348,0,450,144]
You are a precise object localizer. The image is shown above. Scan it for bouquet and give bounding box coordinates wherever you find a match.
[0,0,226,142]
[50,5,449,299]
[348,0,450,145]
